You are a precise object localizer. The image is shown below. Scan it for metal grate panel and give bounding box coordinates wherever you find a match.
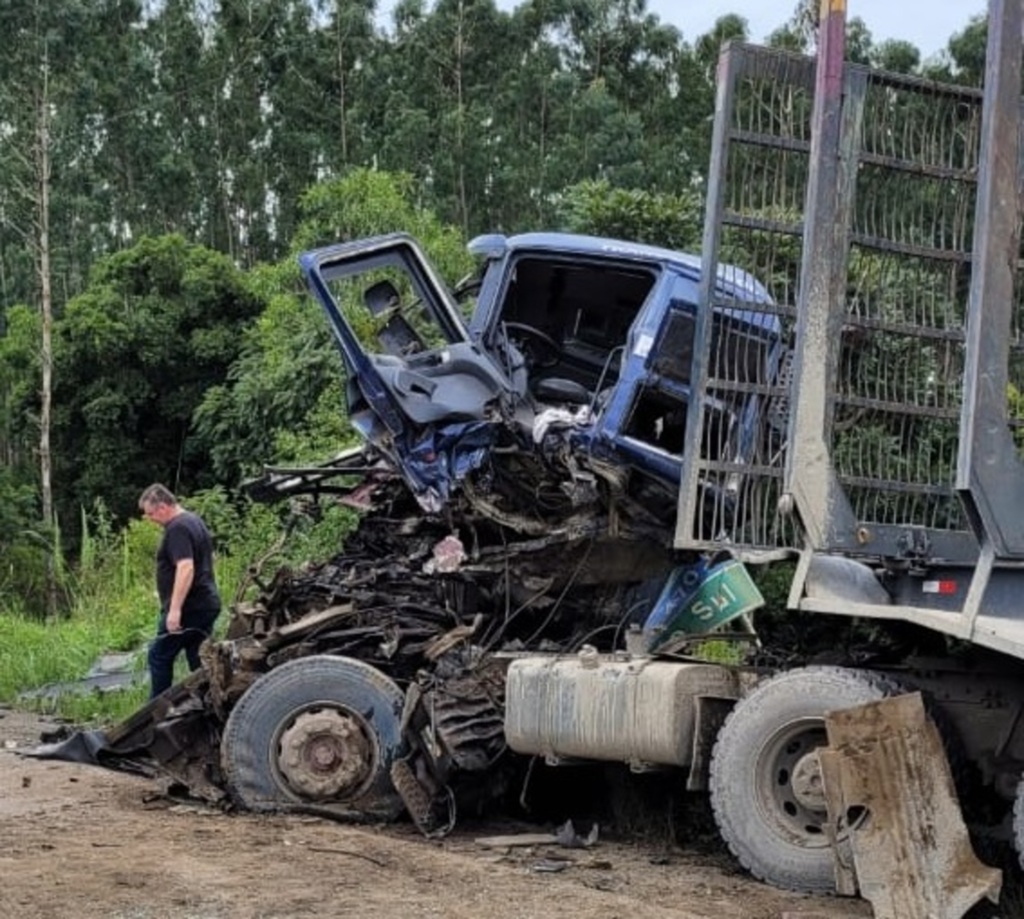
[834,73,980,534]
[680,44,998,557]
[680,45,812,550]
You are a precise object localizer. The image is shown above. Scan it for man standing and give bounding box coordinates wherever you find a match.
[138,484,222,698]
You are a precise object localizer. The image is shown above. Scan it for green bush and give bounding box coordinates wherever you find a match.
[0,491,361,722]
[1,503,172,718]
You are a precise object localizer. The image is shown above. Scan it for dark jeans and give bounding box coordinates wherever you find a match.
[148,608,220,698]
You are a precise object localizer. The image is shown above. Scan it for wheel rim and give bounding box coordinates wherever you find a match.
[274,707,376,801]
[754,717,830,850]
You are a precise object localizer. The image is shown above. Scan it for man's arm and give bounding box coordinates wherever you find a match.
[165,558,195,632]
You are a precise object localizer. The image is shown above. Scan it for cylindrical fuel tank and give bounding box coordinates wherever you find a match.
[503,651,741,767]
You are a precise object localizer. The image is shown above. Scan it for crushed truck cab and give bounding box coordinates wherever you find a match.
[40,229,777,842]
[295,231,782,526]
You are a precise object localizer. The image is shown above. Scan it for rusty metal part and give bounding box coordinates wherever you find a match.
[264,604,356,650]
[100,672,226,803]
[390,757,436,832]
[819,693,1001,917]
[426,664,507,771]
[277,709,374,800]
[789,750,826,812]
[202,637,265,718]
[424,615,481,661]
[462,475,599,539]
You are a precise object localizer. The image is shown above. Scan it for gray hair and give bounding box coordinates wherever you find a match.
[139,483,178,509]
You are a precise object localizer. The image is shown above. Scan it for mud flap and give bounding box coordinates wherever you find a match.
[818,693,1001,918]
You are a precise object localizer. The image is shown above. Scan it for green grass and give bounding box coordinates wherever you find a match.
[0,574,234,724]
[2,510,201,723]
[688,637,749,664]
[0,578,155,721]
[0,596,149,694]
[0,492,356,726]
[49,683,152,725]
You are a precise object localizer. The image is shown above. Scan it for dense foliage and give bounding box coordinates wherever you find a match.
[0,0,985,645]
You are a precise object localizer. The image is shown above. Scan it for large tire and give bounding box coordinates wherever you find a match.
[709,665,898,893]
[221,655,406,819]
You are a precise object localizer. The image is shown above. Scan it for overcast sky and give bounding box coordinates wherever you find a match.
[379,1,986,61]
[648,0,985,58]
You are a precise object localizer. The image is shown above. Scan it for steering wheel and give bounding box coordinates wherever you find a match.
[504,322,561,369]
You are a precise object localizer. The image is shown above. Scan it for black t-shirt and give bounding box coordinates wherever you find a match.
[155,511,221,615]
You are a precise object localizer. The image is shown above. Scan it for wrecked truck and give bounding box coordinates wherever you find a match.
[88,226,778,828]
[45,5,1024,909]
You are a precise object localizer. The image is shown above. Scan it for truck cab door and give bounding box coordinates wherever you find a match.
[595,269,782,529]
[299,234,513,447]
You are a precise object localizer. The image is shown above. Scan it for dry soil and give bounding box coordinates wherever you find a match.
[0,705,874,919]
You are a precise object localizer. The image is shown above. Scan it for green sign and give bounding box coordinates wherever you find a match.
[645,559,764,652]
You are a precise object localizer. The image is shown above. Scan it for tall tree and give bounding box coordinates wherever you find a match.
[63,1,150,280]
[320,0,379,167]
[0,0,91,614]
[259,0,381,251]
[195,169,472,482]
[694,13,748,74]
[926,15,986,86]
[385,0,516,235]
[140,0,215,243]
[52,235,264,523]
[871,40,921,74]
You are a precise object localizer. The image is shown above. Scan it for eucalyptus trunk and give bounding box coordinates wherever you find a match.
[36,47,57,619]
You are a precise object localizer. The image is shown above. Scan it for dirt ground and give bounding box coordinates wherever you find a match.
[0,705,875,919]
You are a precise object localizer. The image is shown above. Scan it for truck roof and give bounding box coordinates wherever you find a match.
[478,231,772,304]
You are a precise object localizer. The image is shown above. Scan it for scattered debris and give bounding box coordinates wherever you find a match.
[39,724,74,744]
[554,819,599,849]
[531,857,573,873]
[17,650,144,701]
[475,833,564,849]
[476,820,599,851]
[304,846,389,867]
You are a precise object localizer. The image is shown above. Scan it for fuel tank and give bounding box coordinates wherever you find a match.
[503,650,741,767]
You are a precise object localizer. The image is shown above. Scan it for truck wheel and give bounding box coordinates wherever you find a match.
[709,665,898,893]
[221,655,406,819]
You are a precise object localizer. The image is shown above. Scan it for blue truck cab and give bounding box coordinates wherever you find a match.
[298,230,782,520]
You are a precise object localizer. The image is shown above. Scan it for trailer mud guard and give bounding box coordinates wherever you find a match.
[818,693,1001,918]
